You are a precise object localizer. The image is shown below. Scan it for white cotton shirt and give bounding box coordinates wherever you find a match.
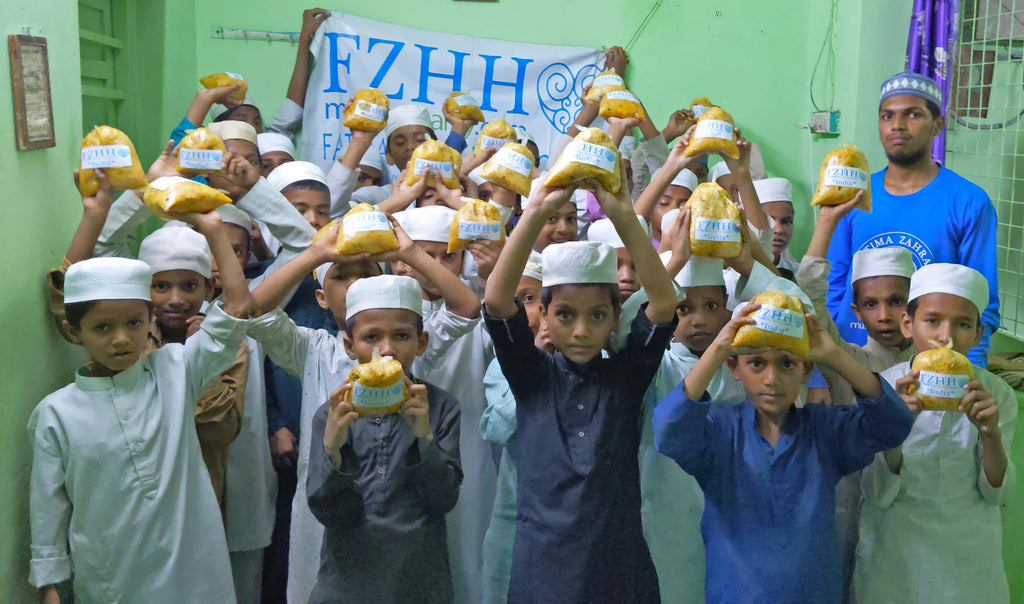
[28,303,245,602]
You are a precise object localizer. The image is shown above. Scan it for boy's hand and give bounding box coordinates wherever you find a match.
[171,208,223,231]
[960,380,1000,435]
[270,427,298,469]
[461,147,494,176]
[706,310,761,359]
[662,109,696,142]
[605,45,628,75]
[185,314,206,339]
[74,168,117,211]
[199,84,244,108]
[146,139,180,182]
[300,8,330,43]
[593,154,633,220]
[664,131,696,172]
[399,379,433,442]
[523,179,573,217]
[216,152,262,198]
[816,191,862,226]
[324,381,359,462]
[722,128,752,172]
[388,168,430,209]
[803,313,837,362]
[607,115,641,139]
[664,205,691,266]
[431,172,468,209]
[894,370,924,416]
[372,215,418,263]
[465,240,503,281]
[723,211,757,276]
[443,103,480,137]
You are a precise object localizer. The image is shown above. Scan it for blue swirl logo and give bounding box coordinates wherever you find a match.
[535,62,600,134]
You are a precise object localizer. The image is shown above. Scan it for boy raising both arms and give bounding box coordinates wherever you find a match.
[483,158,678,603]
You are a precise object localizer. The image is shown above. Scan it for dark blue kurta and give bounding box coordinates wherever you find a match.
[485,302,675,604]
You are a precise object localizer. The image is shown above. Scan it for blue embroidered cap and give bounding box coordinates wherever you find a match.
[880,70,942,108]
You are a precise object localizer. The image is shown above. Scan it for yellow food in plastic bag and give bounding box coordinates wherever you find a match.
[545,127,620,193]
[343,346,408,416]
[598,86,646,121]
[405,140,462,189]
[198,72,248,104]
[909,340,974,412]
[143,176,232,220]
[337,203,400,255]
[683,106,739,160]
[480,142,536,197]
[811,142,872,212]
[176,128,226,176]
[473,119,519,156]
[685,182,742,258]
[448,198,505,253]
[78,126,148,195]
[733,291,810,357]
[444,91,485,122]
[689,97,714,118]
[584,70,625,102]
[343,88,390,132]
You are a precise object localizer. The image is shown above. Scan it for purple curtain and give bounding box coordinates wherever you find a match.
[906,0,960,163]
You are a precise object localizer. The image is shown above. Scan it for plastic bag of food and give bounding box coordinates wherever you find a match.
[545,127,620,193]
[599,86,646,121]
[811,142,872,212]
[78,126,148,195]
[473,119,519,156]
[343,88,390,132]
[689,97,714,118]
[444,91,485,122]
[405,140,462,189]
[337,203,400,255]
[480,142,535,196]
[198,72,247,104]
[176,128,226,176]
[685,182,742,258]
[343,346,408,416]
[733,291,810,357]
[683,106,739,159]
[448,198,505,253]
[143,176,232,220]
[909,340,974,412]
[584,70,625,102]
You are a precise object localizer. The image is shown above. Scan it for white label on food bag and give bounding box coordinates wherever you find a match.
[751,304,805,339]
[343,211,390,236]
[606,90,639,103]
[412,158,454,179]
[147,176,187,191]
[353,100,387,123]
[179,148,223,170]
[225,72,244,81]
[458,220,502,241]
[493,147,533,177]
[693,217,741,242]
[453,94,479,107]
[694,119,734,140]
[352,380,405,409]
[822,165,868,189]
[479,135,507,152]
[567,140,617,172]
[692,105,710,117]
[917,372,969,399]
[81,145,133,169]
[594,74,623,87]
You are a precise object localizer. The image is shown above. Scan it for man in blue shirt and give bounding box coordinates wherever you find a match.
[826,70,999,365]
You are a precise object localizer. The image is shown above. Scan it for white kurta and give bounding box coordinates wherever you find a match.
[854,363,1017,604]
[28,304,245,603]
[247,304,477,604]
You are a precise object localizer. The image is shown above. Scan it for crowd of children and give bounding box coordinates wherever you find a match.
[27,9,1017,604]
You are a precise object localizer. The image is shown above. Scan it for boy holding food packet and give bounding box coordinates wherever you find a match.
[853,264,1016,604]
[306,274,463,603]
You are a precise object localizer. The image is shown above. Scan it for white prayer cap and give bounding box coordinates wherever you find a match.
[257,132,295,158]
[397,205,456,243]
[753,177,792,204]
[206,120,258,147]
[851,247,915,283]
[661,208,681,239]
[65,257,153,304]
[541,241,617,287]
[138,225,212,278]
[359,142,386,173]
[208,97,257,121]
[267,160,328,192]
[587,218,625,248]
[523,250,543,282]
[619,135,637,158]
[468,165,487,186]
[709,161,731,183]
[345,274,424,321]
[215,203,253,233]
[383,104,434,145]
[675,256,726,288]
[909,263,988,316]
[315,262,333,286]
[671,168,698,191]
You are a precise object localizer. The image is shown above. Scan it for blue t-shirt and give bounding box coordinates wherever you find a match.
[826,166,999,364]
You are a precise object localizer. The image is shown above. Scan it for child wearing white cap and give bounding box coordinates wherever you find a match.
[854,263,1016,604]
[29,211,260,602]
[305,274,463,603]
[587,216,651,300]
[630,133,700,249]
[483,156,677,602]
[752,177,799,276]
[246,217,479,604]
[257,132,296,176]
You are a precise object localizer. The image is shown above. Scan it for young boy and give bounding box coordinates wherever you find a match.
[258,131,296,176]
[854,264,1016,603]
[752,177,799,276]
[652,301,915,603]
[307,274,462,603]
[483,156,678,602]
[585,216,646,300]
[29,207,256,603]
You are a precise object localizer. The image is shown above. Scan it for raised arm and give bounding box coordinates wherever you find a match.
[721,130,768,231]
[286,9,329,107]
[633,131,695,224]
[179,210,256,318]
[67,169,118,263]
[185,85,242,129]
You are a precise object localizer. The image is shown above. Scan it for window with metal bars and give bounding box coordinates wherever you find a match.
[946,0,1024,338]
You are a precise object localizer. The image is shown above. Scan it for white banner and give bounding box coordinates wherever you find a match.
[302,13,604,175]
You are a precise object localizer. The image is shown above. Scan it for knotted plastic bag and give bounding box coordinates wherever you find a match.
[685,182,742,258]
[448,198,505,253]
[344,346,408,417]
[473,119,519,156]
[910,340,974,412]
[177,127,226,176]
[336,202,400,255]
[598,86,646,121]
[444,91,485,122]
[143,176,232,220]
[78,126,147,195]
[811,142,872,211]
[733,291,810,357]
[343,88,390,132]
[480,142,535,196]
[405,140,462,189]
[545,127,620,193]
[684,106,739,160]
[198,72,247,104]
